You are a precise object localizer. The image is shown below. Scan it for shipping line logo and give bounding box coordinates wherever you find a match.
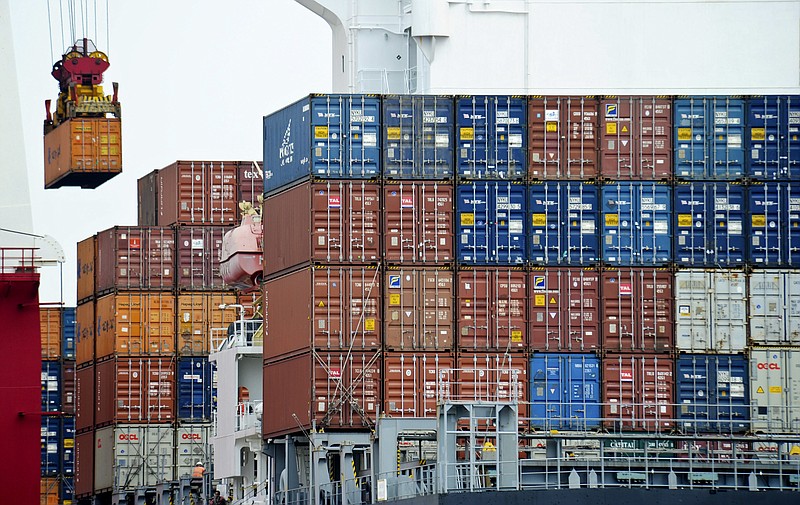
[47,145,61,164]
[279,119,294,167]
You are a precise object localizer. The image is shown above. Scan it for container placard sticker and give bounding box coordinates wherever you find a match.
[619,283,633,296]
[532,276,545,290]
[328,196,341,209]
[388,275,401,289]
[605,104,618,118]
[620,371,633,381]
[401,196,413,209]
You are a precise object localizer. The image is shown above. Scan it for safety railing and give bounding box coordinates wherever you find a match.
[236,400,262,432]
[0,247,38,273]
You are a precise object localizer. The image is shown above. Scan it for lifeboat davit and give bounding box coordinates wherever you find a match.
[220,211,263,290]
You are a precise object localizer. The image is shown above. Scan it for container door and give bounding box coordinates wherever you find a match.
[565,355,601,430]
[177,358,212,421]
[748,182,785,266]
[529,355,564,429]
[418,96,454,179]
[787,272,800,345]
[310,96,345,177]
[63,307,77,359]
[709,183,746,266]
[384,269,418,350]
[528,182,562,264]
[41,361,61,412]
[788,183,800,266]
[144,425,175,486]
[175,424,212,480]
[674,98,708,179]
[457,96,490,179]
[419,269,454,350]
[345,96,381,178]
[312,267,346,350]
[674,270,710,352]
[62,416,76,475]
[457,183,491,263]
[747,96,783,179]
[749,270,786,346]
[347,267,382,350]
[709,97,745,179]
[419,183,453,262]
[492,182,527,264]
[714,355,750,433]
[346,182,381,262]
[601,183,636,265]
[711,271,747,352]
[564,182,599,265]
[750,349,788,432]
[40,417,60,476]
[637,183,672,265]
[383,96,416,178]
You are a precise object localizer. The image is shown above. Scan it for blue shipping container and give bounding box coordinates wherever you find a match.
[529,354,601,430]
[263,94,381,194]
[456,95,527,180]
[528,182,599,265]
[41,360,61,412]
[457,182,526,264]
[62,416,75,475]
[177,358,216,421]
[601,182,672,265]
[62,307,76,360]
[674,96,745,180]
[673,182,746,266]
[677,354,749,433]
[383,95,454,179]
[41,417,60,476]
[748,182,800,266]
[61,476,74,503]
[746,96,800,180]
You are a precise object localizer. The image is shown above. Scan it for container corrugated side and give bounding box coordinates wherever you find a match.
[177,357,215,421]
[602,354,675,432]
[384,267,453,351]
[74,431,93,497]
[529,353,601,430]
[157,160,239,226]
[383,181,453,264]
[76,235,96,303]
[43,117,122,189]
[383,352,453,418]
[528,96,598,180]
[457,267,527,351]
[75,365,94,433]
[175,225,232,290]
[95,358,176,425]
[40,308,62,359]
[76,301,94,366]
[40,477,59,505]
[95,292,176,359]
[457,181,527,265]
[601,182,672,265]
[749,270,800,346]
[175,423,213,480]
[746,96,800,180]
[529,268,600,351]
[176,292,237,355]
[383,95,454,179]
[677,354,749,434]
[41,360,61,412]
[93,424,174,491]
[456,352,528,426]
[748,182,800,266]
[237,160,264,206]
[62,307,76,360]
[95,226,176,294]
[137,169,159,226]
[749,349,800,433]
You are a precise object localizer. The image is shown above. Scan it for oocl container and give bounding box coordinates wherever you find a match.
[749,270,800,346]
[602,354,675,432]
[529,353,601,430]
[748,181,800,266]
[95,226,175,294]
[93,424,174,491]
[383,352,454,418]
[95,292,176,359]
[674,269,747,353]
[528,96,599,180]
[175,225,232,290]
[749,349,800,433]
[746,95,800,180]
[177,357,216,421]
[383,181,454,264]
[156,160,239,226]
[40,308,62,359]
[77,235,96,303]
[76,302,94,366]
[457,267,527,351]
[41,361,61,412]
[384,267,453,351]
[601,182,672,265]
[175,423,213,479]
[176,292,237,355]
[677,354,749,434]
[95,358,176,426]
[43,117,122,189]
[62,307,76,360]
[383,95,454,179]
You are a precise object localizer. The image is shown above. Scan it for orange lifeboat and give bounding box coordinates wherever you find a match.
[220,202,263,290]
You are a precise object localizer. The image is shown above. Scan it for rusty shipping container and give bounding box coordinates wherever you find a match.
[456,353,528,423]
[40,307,62,359]
[77,235,96,303]
[601,268,674,352]
[383,181,453,263]
[75,365,94,432]
[529,267,600,351]
[175,225,232,290]
[456,268,527,351]
[76,301,94,366]
[528,96,599,180]
[43,117,122,189]
[95,357,176,426]
[176,292,237,355]
[383,352,454,418]
[263,351,381,438]
[95,292,176,359]
[264,180,381,276]
[263,266,381,360]
[600,97,672,180]
[384,267,454,351]
[154,160,239,226]
[62,361,76,415]
[95,226,175,294]
[603,354,675,432]
[75,431,93,497]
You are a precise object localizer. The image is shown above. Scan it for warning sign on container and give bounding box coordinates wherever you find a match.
[511,330,522,342]
[387,127,402,140]
[678,214,693,227]
[365,319,375,331]
[546,122,558,133]
[751,128,766,141]
[757,386,765,394]
[389,294,401,306]
[461,213,475,226]
[532,214,547,226]
[752,215,766,227]
[460,127,475,141]
[534,294,545,306]
[678,128,692,141]
[605,214,619,227]
[606,122,617,135]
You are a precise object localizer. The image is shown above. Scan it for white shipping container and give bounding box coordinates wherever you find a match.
[749,271,800,346]
[175,423,213,480]
[94,424,175,491]
[749,349,800,433]
[674,270,747,353]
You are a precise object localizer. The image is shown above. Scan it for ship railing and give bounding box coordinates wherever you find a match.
[0,247,38,274]
[236,400,262,432]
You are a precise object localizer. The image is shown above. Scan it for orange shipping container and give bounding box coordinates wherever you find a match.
[40,477,59,505]
[176,292,237,355]
[95,292,175,359]
[44,117,122,189]
[77,235,96,303]
[40,308,62,359]
[76,302,95,366]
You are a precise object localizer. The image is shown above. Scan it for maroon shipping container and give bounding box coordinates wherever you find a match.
[528,96,599,180]
[76,365,94,432]
[263,180,381,277]
[157,160,239,226]
[62,361,76,415]
[602,354,675,432]
[238,161,264,206]
[263,266,381,361]
[601,268,673,352]
[137,169,159,226]
[263,351,381,438]
[383,352,454,418]
[676,440,752,462]
[600,97,672,180]
[75,431,94,497]
[383,181,453,263]
[456,353,528,423]
[94,357,176,426]
[77,235,96,303]
[456,268,527,351]
[384,267,454,351]
[175,225,232,290]
[529,268,600,351]
[95,226,176,294]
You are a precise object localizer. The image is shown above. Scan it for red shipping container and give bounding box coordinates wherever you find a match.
[263,266,381,361]
[263,351,381,438]
[238,161,264,206]
[76,365,94,432]
[62,361,76,415]
[602,354,675,432]
[456,268,527,351]
[175,225,232,290]
[95,226,175,294]
[95,357,176,426]
[529,268,600,351]
[40,307,62,359]
[76,301,94,366]
[456,352,528,423]
[601,268,673,352]
[383,181,453,263]
[528,96,599,180]
[75,431,94,497]
[383,352,454,418]
[384,267,453,351]
[263,180,381,277]
[600,97,672,180]
[157,160,239,226]
[77,235,96,303]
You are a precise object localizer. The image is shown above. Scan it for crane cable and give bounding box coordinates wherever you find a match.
[47,0,110,61]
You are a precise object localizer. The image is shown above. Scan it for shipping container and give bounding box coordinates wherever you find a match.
[529,353,601,430]
[43,117,122,189]
[62,362,76,415]
[528,181,600,265]
[383,95,454,179]
[238,160,264,205]
[746,96,800,180]
[600,97,672,180]
[95,226,175,294]
[264,180,381,276]
[175,423,213,479]
[156,160,239,226]
[263,94,381,194]
[749,349,800,433]
[602,438,677,460]
[457,95,527,180]
[384,267,453,351]
[75,365,93,433]
[383,181,453,263]
[40,308,62,359]
[456,181,527,264]
[674,269,747,353]
[76,302,94,366]
[176,292,237,355]
[749,270,800,346]
[529,268,600,351]
[137,169,159,226]
[175,225,232,290]
[677,354,750,433]
[748,182,800,266]
[177,358,215,421]
[456,267,527,351]
[676,440,752,462]
[601,268,673,352]
[95,292,176,359]
[76,235,96,303]
[95,358,176,425]
[262,351,382,438]
[94,424,174,491]
[674,96,745,180]
[63,307,76,360]
[601,182,672,265]
[602,354,675,432]
[41,361,61,412]
[528,96,598,180]
[264,266,382,360]
[62,416,75,475]
[41,417,61,476]
[456,353,528,423]
[40,477,59,505]
[383,352,454,418]
[61,476,74,504]
[75,431,93,497]
[673,182,746,266]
